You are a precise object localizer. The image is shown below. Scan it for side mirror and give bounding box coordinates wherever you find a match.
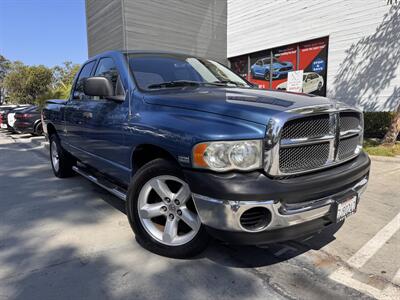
[84,77,114,97]
[84,77,125,102]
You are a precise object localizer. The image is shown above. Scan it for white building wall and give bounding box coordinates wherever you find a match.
[228,0,400,111]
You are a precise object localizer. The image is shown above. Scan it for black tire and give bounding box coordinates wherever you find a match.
[264,71,270,81]
[49,134,75,178]
[318,82,323,91]
[34,122,43,136]
[126,158,209,258]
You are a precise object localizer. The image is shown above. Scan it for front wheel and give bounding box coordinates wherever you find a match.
[126,158,209,258]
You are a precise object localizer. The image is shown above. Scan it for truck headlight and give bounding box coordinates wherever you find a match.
[192,140,263,172]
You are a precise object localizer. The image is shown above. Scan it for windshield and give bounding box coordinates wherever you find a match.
[127,54,251,90]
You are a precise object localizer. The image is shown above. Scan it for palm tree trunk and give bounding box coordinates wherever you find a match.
[382,103,400,145]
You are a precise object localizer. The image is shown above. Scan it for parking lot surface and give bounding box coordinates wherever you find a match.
[0,130,399,300]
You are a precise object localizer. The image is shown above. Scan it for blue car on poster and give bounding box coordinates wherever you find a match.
[251,57,293,81]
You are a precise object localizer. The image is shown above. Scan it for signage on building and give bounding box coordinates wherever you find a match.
[286,70,304,93]
[229,37,329,97]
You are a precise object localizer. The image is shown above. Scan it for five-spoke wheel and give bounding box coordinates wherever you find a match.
[127,159,208,258]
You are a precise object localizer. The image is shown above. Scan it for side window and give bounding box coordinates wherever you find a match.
[94,57,125,97]
[73,61,96,100]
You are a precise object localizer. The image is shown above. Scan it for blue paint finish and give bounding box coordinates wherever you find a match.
[42,50,338,185]
[251,58,294,79]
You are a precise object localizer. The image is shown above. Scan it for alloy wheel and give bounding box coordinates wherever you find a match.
[51,141,60,172]
[137,175,201,246]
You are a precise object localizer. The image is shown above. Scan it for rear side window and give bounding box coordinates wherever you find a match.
[94,57,125,97]
[73,61,96,100]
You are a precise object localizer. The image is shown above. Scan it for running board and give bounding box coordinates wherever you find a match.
[72,166,127,201]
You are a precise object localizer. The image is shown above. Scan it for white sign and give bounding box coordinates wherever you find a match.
[286,70,304,93]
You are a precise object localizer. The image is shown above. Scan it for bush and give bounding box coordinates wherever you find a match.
[363,111,396,139]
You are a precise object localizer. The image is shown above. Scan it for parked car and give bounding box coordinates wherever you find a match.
[0,105,31,130]
[251,57,293,80]
[6,105,33,132]
[0,105,17,129]
[13,106,43,135]
[277,72,324,93]
[43,51,370,258]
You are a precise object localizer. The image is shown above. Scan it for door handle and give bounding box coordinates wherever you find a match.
[82,112,93,119]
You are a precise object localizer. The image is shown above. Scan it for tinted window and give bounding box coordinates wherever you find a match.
[73,61,96,100]
[94,57,125,97]
[128,54,250,90]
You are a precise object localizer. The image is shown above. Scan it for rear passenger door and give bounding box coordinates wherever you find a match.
[78,57,130,179]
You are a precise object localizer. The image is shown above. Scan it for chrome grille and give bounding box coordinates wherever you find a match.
[340,113,360,132]
[279,143,330,173]
[338,135,360,160]
[266,110,362,176]
[281,115,330,139]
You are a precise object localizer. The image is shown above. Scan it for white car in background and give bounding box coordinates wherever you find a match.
[277,72,324,94]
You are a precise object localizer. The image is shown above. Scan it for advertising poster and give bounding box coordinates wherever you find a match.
[229,55,248,79]
[248,50,271,89]
[298,37,328,96]
[271,44,297,90]
[228,37,329,96]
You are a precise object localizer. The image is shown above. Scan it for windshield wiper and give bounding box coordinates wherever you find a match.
[147,80,202,89]
[212,80,244,87]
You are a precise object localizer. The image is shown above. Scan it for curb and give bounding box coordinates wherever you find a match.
[369,155,400,163]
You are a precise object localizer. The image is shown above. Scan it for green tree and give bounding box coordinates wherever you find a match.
[53,61,80,92]
[0,55,12,104]
[4,63,53,105]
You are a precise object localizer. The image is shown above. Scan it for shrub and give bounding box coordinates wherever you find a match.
[363,111,396,139]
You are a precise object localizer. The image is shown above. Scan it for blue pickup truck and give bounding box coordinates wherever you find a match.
[42,51,370,258]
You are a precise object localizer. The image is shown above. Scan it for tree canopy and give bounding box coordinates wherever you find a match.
[1,55,80,106]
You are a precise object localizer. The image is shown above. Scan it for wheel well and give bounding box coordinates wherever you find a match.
[131,144,178,173]
[46,123,57,137]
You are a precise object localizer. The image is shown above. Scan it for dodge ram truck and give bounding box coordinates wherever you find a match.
[42,51,370,258]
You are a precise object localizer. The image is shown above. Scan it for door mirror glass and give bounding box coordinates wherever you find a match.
[84,77,114,97]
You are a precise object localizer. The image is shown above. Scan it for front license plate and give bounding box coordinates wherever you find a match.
[0,124,7,129]
[336,195,357,222]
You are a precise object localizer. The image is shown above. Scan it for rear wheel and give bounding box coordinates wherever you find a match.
[49,134,75,178]
[127,158,209,258]
[264,71,270,81]
[34,122,43,136]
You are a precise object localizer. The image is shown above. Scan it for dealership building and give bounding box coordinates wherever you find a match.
[86,0,399,111]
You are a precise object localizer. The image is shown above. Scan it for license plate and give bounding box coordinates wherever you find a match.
[0,124,7,129]
[336,195,357,222]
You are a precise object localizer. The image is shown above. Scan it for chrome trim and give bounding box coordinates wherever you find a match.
[192,176,368,233]
[72,166,127,201]
[280,134,335,147]
[340,128,362,138]
[264,106,363,176]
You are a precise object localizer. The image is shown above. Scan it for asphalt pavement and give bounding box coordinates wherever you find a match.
[0,130,399,300]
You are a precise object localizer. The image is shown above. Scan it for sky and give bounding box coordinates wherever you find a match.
[0,0,88,67]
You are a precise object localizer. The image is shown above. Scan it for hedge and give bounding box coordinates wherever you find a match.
[363,111,396,139]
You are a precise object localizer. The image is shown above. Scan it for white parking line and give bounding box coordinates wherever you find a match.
[329,212,400,299]
[347,212,400,269]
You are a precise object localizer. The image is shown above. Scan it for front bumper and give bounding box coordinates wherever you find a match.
[184,152,370,244]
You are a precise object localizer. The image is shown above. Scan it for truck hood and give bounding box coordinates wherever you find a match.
[143,87,339,125]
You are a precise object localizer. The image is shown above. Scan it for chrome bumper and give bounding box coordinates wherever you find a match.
[192,177,368,233]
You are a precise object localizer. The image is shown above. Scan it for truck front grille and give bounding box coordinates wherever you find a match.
[279,143,330,173]
[281,115,330,139]
[267,110,362,176]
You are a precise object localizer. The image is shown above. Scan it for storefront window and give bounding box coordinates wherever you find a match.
[229,37,329,96]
